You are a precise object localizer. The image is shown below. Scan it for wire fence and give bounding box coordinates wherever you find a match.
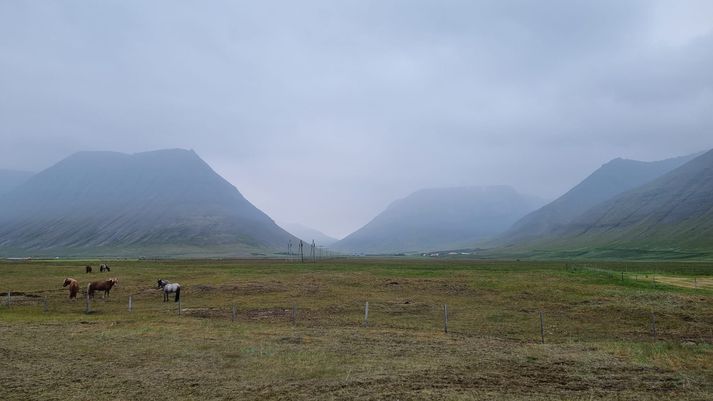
[4,288,713,346]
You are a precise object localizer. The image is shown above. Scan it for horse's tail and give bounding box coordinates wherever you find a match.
[174,286,181,302]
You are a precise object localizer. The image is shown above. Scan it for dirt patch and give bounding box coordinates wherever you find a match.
[247,307,291,319]
[182,307,227,319]
[654,276,713,289]
[190,282,290,295]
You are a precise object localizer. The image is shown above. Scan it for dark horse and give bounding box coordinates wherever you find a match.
[87,278,118,299]
[85,265,92,273]
[99,264,111,272]
[157,279,181,302]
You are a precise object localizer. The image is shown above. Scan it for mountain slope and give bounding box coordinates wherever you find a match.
[537,148,713,252]
[499,153,697,244]
[279,222,338,246]
[0,169,33,196]
[333,186,544,254]
[0,149,297,257]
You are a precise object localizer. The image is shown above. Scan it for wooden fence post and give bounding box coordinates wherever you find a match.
[364,302,369,327]
[128,295,132,312]
[443,304,449,334]
[540,311,545,344]
[651,311,657,341]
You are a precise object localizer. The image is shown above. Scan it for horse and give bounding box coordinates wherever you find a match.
[63,278,79,299]
[99,264,111,272]
[85,265,92,273]
[157,279,181,302]
[87,278,118,299]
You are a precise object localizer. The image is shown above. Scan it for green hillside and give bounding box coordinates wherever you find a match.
[499,153,697,244]
[514,149,713,258]
[0,149,297,257]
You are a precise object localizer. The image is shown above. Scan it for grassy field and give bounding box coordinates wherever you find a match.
[1,258,713,400]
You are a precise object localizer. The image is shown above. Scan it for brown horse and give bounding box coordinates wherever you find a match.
[87,278,118,299]
[85,265,92,273]
[63,278,79,299]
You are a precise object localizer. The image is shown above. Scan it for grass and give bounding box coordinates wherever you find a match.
[1,258,713,400]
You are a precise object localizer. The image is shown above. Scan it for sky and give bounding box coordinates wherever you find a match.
[1,1,712,239]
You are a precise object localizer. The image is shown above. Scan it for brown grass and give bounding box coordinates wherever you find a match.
[0,258,712,400]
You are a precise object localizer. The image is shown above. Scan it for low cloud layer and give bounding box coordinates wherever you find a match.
[1,1,712,237]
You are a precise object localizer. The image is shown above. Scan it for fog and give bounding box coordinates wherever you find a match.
[1,1,712,238]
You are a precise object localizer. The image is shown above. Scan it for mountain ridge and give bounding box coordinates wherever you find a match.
[0,149,297,257]
[333,185,545,254]
[498,152,699,245]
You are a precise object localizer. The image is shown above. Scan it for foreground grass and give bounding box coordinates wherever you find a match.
[1,258,712,400]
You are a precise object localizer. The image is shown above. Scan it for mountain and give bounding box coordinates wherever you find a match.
[532,148,713,255]
[0,149,298,257]
[499,153,698,244]
[0,169,33,196]
[279,222,338,246]
[332,186,545,254]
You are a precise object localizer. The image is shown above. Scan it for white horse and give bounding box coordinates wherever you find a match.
[157,279,181,302]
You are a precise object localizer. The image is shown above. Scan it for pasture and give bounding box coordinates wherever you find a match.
[1,258,713,400]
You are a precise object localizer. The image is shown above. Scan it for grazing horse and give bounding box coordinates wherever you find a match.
[99,264,111,272]
[63,278,79,299]
[157,279,181,302]
[87,278,118,299]
[85,265,92,273]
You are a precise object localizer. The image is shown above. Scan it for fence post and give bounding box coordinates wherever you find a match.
[6,291,10,307]
[291,303,296,326]
[651,311,657,341]
[540,311,545,344]
[621,272,624,281]
[364,302,369,327]
[232,305,237,322]
[128,295,132,312]
[85,293,91,314]
[178,299,181,316]
[443,304,449,334]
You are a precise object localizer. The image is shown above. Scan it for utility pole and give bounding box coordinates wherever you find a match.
[299,240,304,263]
[288,240,292,262]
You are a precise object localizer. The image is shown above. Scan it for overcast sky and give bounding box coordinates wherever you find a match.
[1,1,712,238]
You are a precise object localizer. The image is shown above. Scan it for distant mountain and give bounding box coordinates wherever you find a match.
[332,186,544,254]
[534,148,713,254]
[0,169,33,196]
[499,153,697,244]
[0,149,298,257]
[279,222,338,246]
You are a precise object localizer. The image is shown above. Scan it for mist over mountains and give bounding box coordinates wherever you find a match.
[0,149,297,257]
[1,146,712,259]
[496,149,713,258]
[278,222,338,246]
[0,169,33,197]
[332,186,545,254]
[499,153,699,244]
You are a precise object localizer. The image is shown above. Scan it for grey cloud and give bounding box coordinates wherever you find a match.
[1,1,712,237]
